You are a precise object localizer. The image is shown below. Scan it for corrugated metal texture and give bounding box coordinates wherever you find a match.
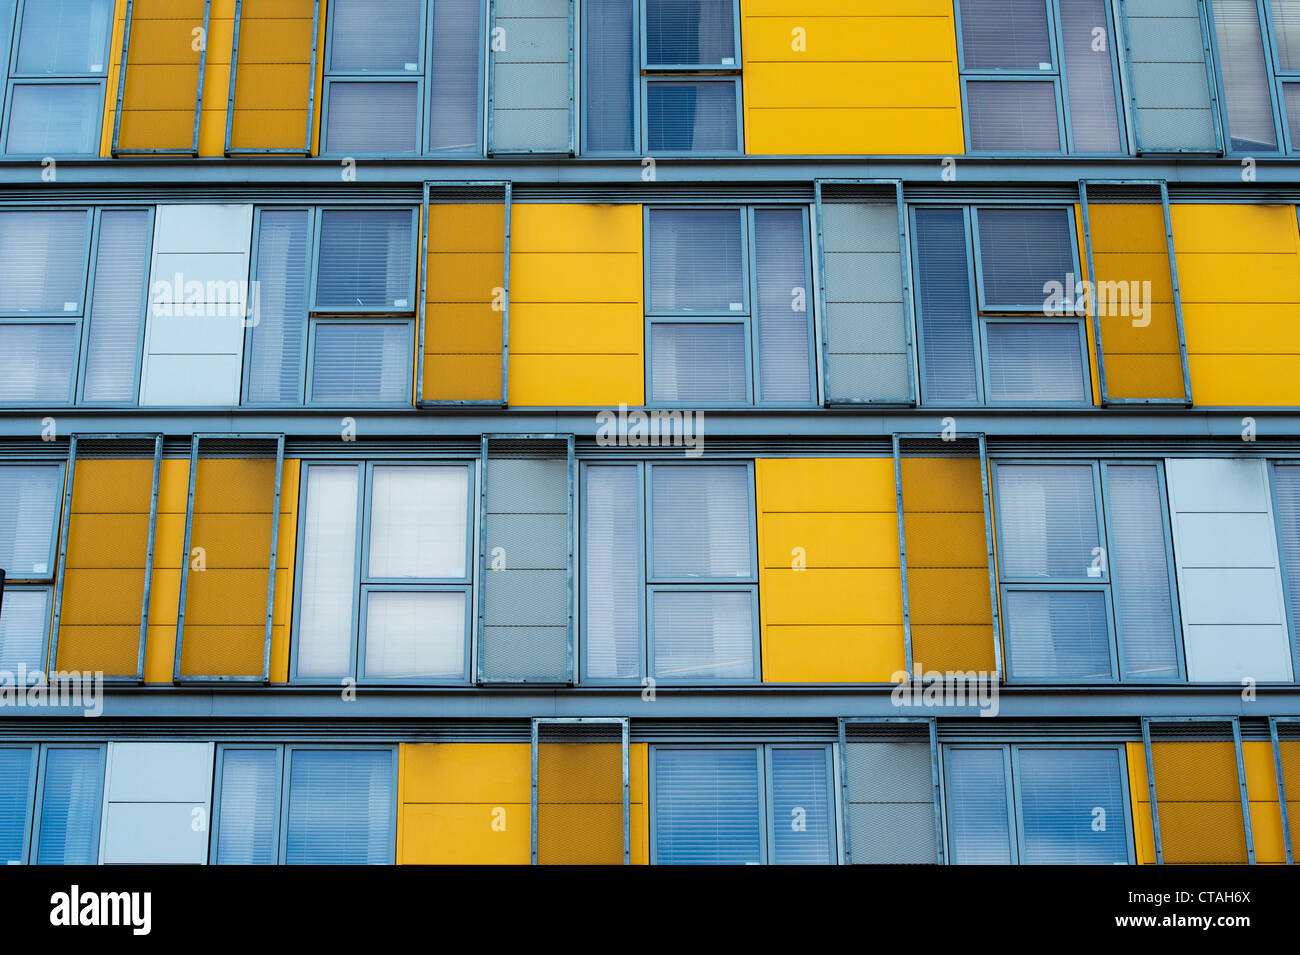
[1123,0,1219,152]
[490,0,571,154]
[227,0,317,151]
[116,0,208,152]
[844,739,937,864]
[1150,739,1249,863]
[536,729,623,864]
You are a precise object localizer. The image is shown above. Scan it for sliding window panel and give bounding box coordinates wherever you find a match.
[751,208,814,404]
[580,464,643,683]
[226,0,319,153]
[1013,747,1132,864]
[114,0,210,154]
[912,207,979,403]
[100,742,213,864]
[80,208,153,405]
[768,747,835,865]
[943,746,1016,864]
[244,209,311,405]
[1121,0,1221,152]
[583,0,636,153]
[489,0,573,154]
[292,464,361,681]
[428,0,484,153]
[1210,0,1280,151]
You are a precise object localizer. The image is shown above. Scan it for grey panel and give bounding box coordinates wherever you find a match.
[480,626,569,680]
[484,569,569,624]
[845,742,933,802]
[826,302,907,352]
[848,802,938,864]
[844,741,937,863]
[827,355,910,403]
[494,16,570,63]
[101,742,212,865]
[486,458,569,511]
[492,110,570,152]
[493,63,570,108]
[1125,0,1219,151]
[823,202,900,254]
[485,513,569,567]
[824,252,905,302]
[495,0,568,21]
[491,4,571,153]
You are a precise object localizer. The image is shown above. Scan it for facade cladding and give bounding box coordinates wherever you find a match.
[2,0,1300,868]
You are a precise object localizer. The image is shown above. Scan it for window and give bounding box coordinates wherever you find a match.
[321,0,483,155]
[2,0,113,156]
[650,745,836,864]
[1269,461,1300,667]
[1265,0,1300,149]
[912,205,1090,405]
[582,462,758,683]
[645,206,815,405]
[0,746,36,864]
[292,461,473,683]
[0,463,63,673]
[957,0,1125,153]
[993,460,1183,682]
[32,744,105,865]
[944,744,1132,864]
[584,0,742,154]
[211,745,396,864]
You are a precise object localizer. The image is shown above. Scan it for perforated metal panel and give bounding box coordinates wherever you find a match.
[1272,721,1300,862]
[1121,0,1221,153]
[489,0,573,154]
[532,718,629,864]
[839,719,942,865]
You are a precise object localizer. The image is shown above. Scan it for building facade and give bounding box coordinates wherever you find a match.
[0,0,1298,865]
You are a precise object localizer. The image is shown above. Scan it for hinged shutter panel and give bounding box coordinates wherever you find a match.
[1147,725,1249,864]
[533,720,628,864]
[1122,0,1220,152]
[227,0,319,153]
[844,736,936,864]
[489,0,573,154]
[116,0,209,153]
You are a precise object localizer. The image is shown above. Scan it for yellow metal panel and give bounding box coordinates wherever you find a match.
[101,0,130,157]
[511,253,642,303]
[537,743,623,865]
[509,355,645,407]
[1280,740,1300,854]
[401,743,531,803]
[1152,741,1248,864]
[759,512,899,568]
[269,459,298,683]
[1243,741,1286,864]
[763,569,903,625]
[116,0,207,152]
[399,803,529,864]
[144,459,193,683]
[630,743,648,865]
[511,203,642,253]
[1127,742,1155,865]
[508,303,645,353]
[763,625,906,682]
[227,0,316,149]
[758,457,895,512]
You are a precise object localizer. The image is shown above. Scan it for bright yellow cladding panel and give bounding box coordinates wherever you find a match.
[1243,741,1286,864]
[116,0,209,151]
[144,458,191,683]
[1090,203,1185,400]
[538,743,623,865]
[740,0,963,155]
[100,0,130,157]
[508,204,644,406]
[1281,740,1300,855]
[757,458,904,682]
[1172,204,1300,405]
[424,203,506,401]
[228,0,317,151]
[902,457,994,673]
[1151,741,1248,864]
[1126,742,1155,865]
[1071,204,1103,406]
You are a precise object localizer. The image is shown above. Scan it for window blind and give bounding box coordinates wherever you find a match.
[647,208,745,313]
[284,749,394,864]
[653,749,762,864]
[0,589,49,673]
[1017,748,1128,864]
[752,208,812,403]
[214,749,279,865]
[296,466,359,679]
[247,210,310,404]
[36,748,101,865]
[585,0,636,152]
[0,210,88,314]
[82,209,150,402]
[944,747,1013,864]
[645,80,738,152]
[977,208,1073,311]
[316,209,415,310]
[0,464,61,576]
[650,323,747,402]
[996,464,1099,578]
[645,0,736,66]
[14,0,111,73]
[0,324,76,403]
[325,83,421,154]
[1272,463,1300,647]
[913,207,978,401]
[985,322,1087,403]
[1212,0,1279,151]
[651,590,754,680]
[0,748,33,865]
[5,84,101,155]
[651,465,752,579]
[362,590,465,679]
[769,748,834,865]
[329,0,422,71]
[310,323,411,403]
[1058,0,1122,151]
[367,466,468,579]
[959,0,1051,69]
[583,465,643,680]
[427,0,481,152]
[966,81,1062,151]
[1004,590,1112,679]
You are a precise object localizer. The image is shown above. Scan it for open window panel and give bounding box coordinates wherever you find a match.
[838,718,942,865]
[418,181,511,407]
[487,0,575,156]
[531,718,630,865]
[173,434,285,683]
[1270,717,1300,864]
[814,179,915,406]
[893,433,1001,681]
[1078,181,1192,406]
[112,0,212,156]
[49,434,163,683]
[1141,717,1255,864]
[477,435,575,685]
[224,0,322,155]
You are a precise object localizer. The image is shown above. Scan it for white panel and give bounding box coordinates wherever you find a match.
[106,743,212,802]
[1165,457,1268,512]
[1185,625,1294,682]
[140,355,242,405]
[153,204,253,253]
[100,742,213,865]
[102,803,209,864]
[1172,512,1280,567]
[1179,568,1286,624]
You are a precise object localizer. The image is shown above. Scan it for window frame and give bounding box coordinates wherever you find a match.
[1207,0,1287,153]
[208,742,285,865]
[0,743,38,865]
[278,744,397,865]
[0,460,65,675]
[1266,457,1300,676]
[29,742,106,866]
[224,0,323,157]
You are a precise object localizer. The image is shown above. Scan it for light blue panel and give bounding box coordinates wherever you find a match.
[36,748,102,865]
[913,207,978,402]
[5,84,102,156]
[769,748,833,865]
[284,749,394,865]
[845,741,937,864]
[82,209,151,403]
[105,743,211,803]
[492,0,571,152]
[653,748,762,865]
[0,748,33,865]
[213,749,279,865]
[944,747,1012,864]
[1017,748,1129,864]
[101,742,212,864]
[1124,0,1218,150]
[102,803,209,864]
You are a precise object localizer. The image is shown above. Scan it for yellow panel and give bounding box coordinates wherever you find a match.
[759,512,898,568]
[538,743,623,865]
[401,743,531,803]
[1127,741,1155,865]
[511,253,642,303]
[508,355,644,407]
[762,625,905,682]
[1243,741,1286,864]
[508,303,645,354]
[269,459,298,683]
[763,569,903,625]
[758,457,895,512]
[511,203,642,253]
[909,625,994,674]
[101,0,130,156]
[1280,740,1300,853]
[902,514,987,566]
[1152,741,1248,864]
[116,0,207,152]
[429,203,505,251]
[630,743,648,865]
[400,803,529,864]
[144,459,194,683]
[744,108,964,156]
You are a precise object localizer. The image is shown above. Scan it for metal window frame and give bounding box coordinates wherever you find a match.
[971,205,1081,315]
[641,74,744,155]
[1263,0,1300,153]
[224,0,321,156]
[1267,460,1300,678]
[1141,715,1256,865]
[476,433,576,685]
[940,743,1019,863]
[173,433,284,684]
[241,205,314,407]
[838,717,943,865]
[29,742,106,866]
[1078,179,1193,406]
[1268,715,1297,864]
[813,179,917,407]
[49,434,162,683]
[310,206,421,316]
[111,0,212,157]
[487,0,576,156]
[1205,0,1286,155]
[0,743,37,865]
[278,743,398,865]
[763,742,838,865]
[209,742,285,865]
[579,0,641,156]
[647,743,770,865]
[304,317,416,406]
[531,716,630,865]
[639,0,741,71]
[910,204,985,406]
[416,180,512,408]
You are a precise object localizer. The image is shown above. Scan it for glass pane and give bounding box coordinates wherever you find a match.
[1282,83,1300,148]
[368,466,468,578]
[653,749,761,864]
[247,210,310,404]
[647,208,745,313]
[645,0,737,66]
[977,207,1074,310]
[284,749,394,864]
[82,209,151,402]
[0,748,33,865]
[770,748,834,865]
[1275,0,1300,70]
[583,466,643,681]
[646,80,738,151]
[651,465,752,578]
[959,0,1052,69]
[5,84,101,155]
[214,749,279,865]
[316,209,415,310]
[428,0,481,152]
[650,323,747,402]
[310,323,411,403]
[36,748,101,864]
[1004,589,1112,679]
[325,82,420,154]
[363,590,466,679]
[1018,748,1129,864]
[1058,0,1121,151]
[0,325,76,403]
[1272,464,1300,658]
[752,208,812,403]
[944,748,1012,864]
[0,589,50,673]
[0,210,88,313]
[0,464,62,574]
[966,80,1061,151]
[651,590,755,680]
[913,207,978,402]
[585,0,637,151]
[985,322,1088,403]
[1212,0,1278,151]
[296,466,359,679]
[329,0,422,71]
[996,464,1100,578]
[15,0,111,73]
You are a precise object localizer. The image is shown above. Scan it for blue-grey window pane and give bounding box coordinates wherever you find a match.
[0,210,88,314]
[1106,465,1179,680]
[0,589,50,673]
[83,209,150,403]
[1275,0,1300,70]
[977,208,1074,310]
[325,82,420,154]
[583,466,642,681]
[651,590,755,680]
[36,748,101,865]
[1058,0,1121,151]
[1281,83,1300,148]
[967,80,1061,151]
[959,0,1051,69]
[1272,464,1300,650]
[316,209,415,310]
[653,749,761,864]
[0,324,77,402]
[752,208,812,403]
[1005,590,1112,679]
[585,0,636,151]
[248,210,310,404]
[214,749,279,865]
[770,748,833,865]
[0,464,61,575]
[428,0,481,152]
[944,748,1012,864]
[647,208,744,313]
[1211,0,1278,151]
[997,464,1100,578]
[913,207,978,402]
[329,0,422,70]
[0,748,33,865]
[646,80,738,151]
[985,322,1087,403]
[646,0,737,66]
[284,749,394,864]
[1018,748,1128,864]
[310,322,411,403]
[5,84,101,155]
[651,464,753,579]
[15,0,111,73]
[650,324,747,402]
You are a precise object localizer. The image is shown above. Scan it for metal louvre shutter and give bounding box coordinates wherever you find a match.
[1122,0,1219,152]
[82,209,152,403]
[844,739,937,864]
[213,748,280,864]
[283,749,395,864]
[478,436,573,683]
[0,748,34,865]
[913,207,978,402]
[489,0,573,154]
[247,210,311,404]
[533,719,629,865]
[652,748,762,864]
